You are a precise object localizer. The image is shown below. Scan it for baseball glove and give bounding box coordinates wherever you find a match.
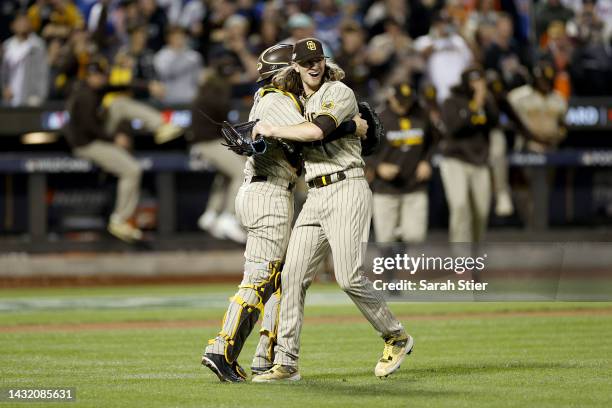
[220,120,268,156]
[358,101,383,156]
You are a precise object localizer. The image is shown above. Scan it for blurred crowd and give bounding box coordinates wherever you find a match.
[1,0,611,242]
[1,0,611,108]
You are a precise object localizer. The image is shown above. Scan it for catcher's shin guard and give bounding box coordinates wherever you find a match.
[207,261,282,363]
[252,289,281,370]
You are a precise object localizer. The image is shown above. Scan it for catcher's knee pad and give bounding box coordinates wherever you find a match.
[213,260,283,363]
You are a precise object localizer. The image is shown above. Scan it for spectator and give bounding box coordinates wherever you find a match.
[188,68,246,243]
[335,19,370,99]
[484,13,530,91]
[177,0,207,38]
[206,15,258,91]
[27,0,84,43]
[282,12,333,57]
[507,61,567,229]
[257,3,282,50]
[1,13,49,107]
[363,0,409,38]
[535,0,574,43]
[539,21,573,99]
[507,61,567,154]
[565,0,604,43]
[414,11,473,104]
[119,24,158,100]
[366,18,414,85]
[313,0,343,52]
[569,29,612,96]
[157,0,184,25]
[371,82,439,243]
[463,0,499,43]
[440,67,498,242]
[50,27,96,99]
[64,58,143,243]
[139,0,168,51]
[154,25,202,104]
[1,0,26,43]
[87,0,119,55]
[407,0,442,40]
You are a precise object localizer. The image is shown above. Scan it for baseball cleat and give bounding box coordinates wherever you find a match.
[374,334,414,378]
[233,361,248,380]
[251,364,301,383]
[251,365,273,376]
[201,353,245,383]
[107,220,143,242]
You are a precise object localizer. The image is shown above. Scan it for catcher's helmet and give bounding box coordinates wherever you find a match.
[256,44,293,82]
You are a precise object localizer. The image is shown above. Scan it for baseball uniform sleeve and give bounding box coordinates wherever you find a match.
[314,82,358,127]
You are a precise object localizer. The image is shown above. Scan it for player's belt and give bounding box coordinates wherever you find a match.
[248,175,295,191]
[307,171,347,189]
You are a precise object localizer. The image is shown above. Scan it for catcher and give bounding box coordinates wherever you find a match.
[201,44,369,382]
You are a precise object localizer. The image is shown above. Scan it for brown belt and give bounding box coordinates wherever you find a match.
[250,175,295,191]
[307,171,347,188]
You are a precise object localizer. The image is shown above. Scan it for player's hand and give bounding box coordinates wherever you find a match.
[353,113,369,140]
[148,81,165,99]
[114,133,132,150]
[377,162,400,181]
[415,160,432,181]
[252,121,274,140]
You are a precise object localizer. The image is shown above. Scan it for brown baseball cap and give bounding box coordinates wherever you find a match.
[292,38,325,64]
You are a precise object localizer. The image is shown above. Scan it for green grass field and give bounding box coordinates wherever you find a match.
[1,283,611,407]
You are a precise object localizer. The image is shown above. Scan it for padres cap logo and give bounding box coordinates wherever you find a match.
[306,40,317,51]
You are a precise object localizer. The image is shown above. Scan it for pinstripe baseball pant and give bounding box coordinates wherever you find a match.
[274,169,405,366]
[205,177,294,369]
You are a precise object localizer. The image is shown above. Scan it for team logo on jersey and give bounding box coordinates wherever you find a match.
[399,118,411,130]
[306,40,317,51]
[322,100,335,111]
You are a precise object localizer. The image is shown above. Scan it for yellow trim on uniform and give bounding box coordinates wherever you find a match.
[260,87,303,114]
[322,176,328,186]
[314,112,339,128]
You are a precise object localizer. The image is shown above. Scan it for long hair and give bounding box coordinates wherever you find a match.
[272,60,346,95]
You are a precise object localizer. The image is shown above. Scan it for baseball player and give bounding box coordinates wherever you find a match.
[371,82,439,243]
[200,44,301,382]
[440,67,499,242]
[201,44,369,382]
[65,59,143,243]
[251,38,412,382]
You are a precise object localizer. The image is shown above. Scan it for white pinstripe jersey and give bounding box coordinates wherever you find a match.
[247,88,306,182]
[301,81,364,182]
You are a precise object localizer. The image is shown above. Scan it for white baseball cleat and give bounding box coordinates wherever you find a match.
[211,213,247,244]
[374,334,414,378]
[197,210,218,232]
[495,191,514,217]
[107,220,143,242]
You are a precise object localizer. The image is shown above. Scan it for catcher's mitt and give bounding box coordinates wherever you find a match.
[358,101,383,156]
[220,120,267,156]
